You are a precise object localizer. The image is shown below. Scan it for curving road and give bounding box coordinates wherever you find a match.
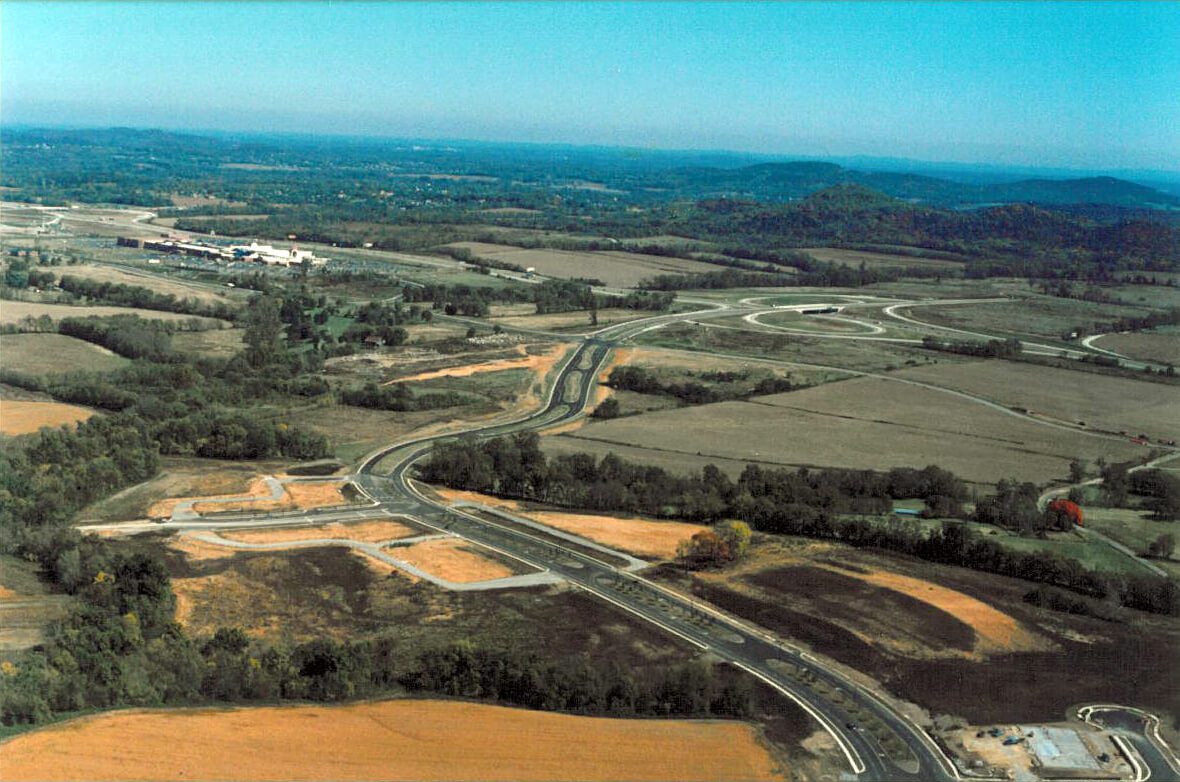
[340,310,968,781]
[87,292,1175,781]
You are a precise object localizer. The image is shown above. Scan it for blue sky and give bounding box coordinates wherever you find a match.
[3,1,1178,170]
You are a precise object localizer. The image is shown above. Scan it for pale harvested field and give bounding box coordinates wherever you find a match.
[552,376,1142,485]
[220,519,418,545]
[893,361,1180,441]
[169,328,245,358]
[0,332,129,375]
[826,564,1049,656]
[56,264,237,306]
[491,308,652,331]
[0,699,783,782]
[0,299,226,325]
[388,343,567,383]
[0,400,94,435]
[801,247,962,269]
[392,537,519,583]
[1094,331,1180,365]
[441,242,722,287]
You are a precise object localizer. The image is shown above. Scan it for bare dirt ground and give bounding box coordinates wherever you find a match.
[822,562,1051,657]
[0,299,228,326]
[219,519,419,545]
[388,343,567,384]
[892,360,1180,441]
[0,400,94,435]
[0,333,130,376]
[0,699,784,782]
[690,540,1048,662]
[391,538,521,583]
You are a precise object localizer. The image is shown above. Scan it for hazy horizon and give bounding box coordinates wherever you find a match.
[3,2,1178,173]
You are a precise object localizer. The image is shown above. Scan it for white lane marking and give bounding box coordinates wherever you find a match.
[732,662,866,775]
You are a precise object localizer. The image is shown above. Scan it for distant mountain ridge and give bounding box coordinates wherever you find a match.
[658,162,1180,210]
[3,126,1177,212]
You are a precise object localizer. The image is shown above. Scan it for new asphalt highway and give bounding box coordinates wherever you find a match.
[86,298,1175,781]
[346,310,962,781]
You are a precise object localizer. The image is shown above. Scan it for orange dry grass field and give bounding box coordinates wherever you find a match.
[433,486,702,559]
[435,486,524,510]
[219,519,418,545]
[0,700,783,782]
[0,400,94,435]
[825,564,1050,656]
[393,538,518,583]
[438,485,703,559]
[192,481,349,514]
[528,511,706,560]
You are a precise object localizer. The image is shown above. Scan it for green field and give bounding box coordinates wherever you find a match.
[913,296,1154,343]
[996,532,1153,575]
[635,320,952,373]
[0,332,130,376]
[170,328,244,359]
[1083,506,1179,561]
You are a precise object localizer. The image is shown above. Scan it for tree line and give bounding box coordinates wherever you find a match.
[606,366,794,406]
[55,275,239,321]
[339,382,469,413]
[417,436,1178,616]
